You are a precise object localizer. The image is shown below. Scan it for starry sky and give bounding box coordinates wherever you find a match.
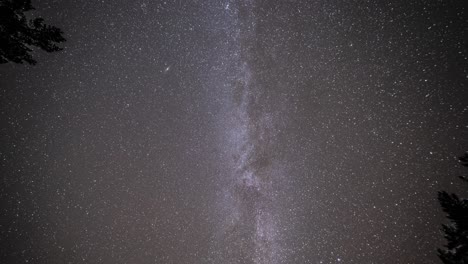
[1,0,467,263]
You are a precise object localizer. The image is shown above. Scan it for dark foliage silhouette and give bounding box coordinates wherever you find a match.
[438,152,468,264]
[0,0,65,65]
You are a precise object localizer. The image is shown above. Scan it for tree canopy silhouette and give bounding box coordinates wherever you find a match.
[0,0,65,65]
[437,152,468,264]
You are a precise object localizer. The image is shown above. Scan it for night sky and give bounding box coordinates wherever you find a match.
[1,0,468,263]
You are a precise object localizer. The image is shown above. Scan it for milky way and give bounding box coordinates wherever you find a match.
[209,1,285,262]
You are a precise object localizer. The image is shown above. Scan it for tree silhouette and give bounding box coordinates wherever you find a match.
[437,152,468,264]
[0,0,65,65]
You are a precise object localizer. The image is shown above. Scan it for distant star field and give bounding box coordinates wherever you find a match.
[1,0,467,263]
